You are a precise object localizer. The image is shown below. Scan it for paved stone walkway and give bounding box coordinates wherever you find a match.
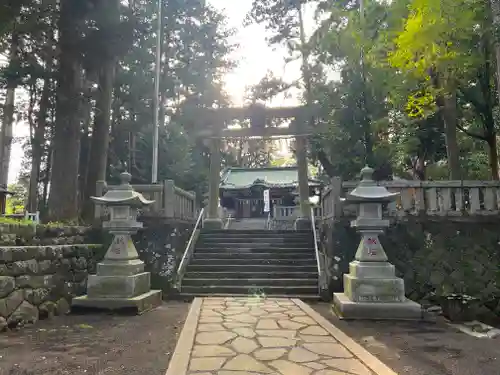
[166,297,398,375]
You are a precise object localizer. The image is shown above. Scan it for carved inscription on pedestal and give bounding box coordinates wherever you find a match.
[111,235,127,255]
[357,295,402,302]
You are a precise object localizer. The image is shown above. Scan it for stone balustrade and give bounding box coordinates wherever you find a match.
[273,205,322,220]
[322,179,500,219]
[95,180,198,221]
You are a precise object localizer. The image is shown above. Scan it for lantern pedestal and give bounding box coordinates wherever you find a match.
[333,293,422,320]
[73,232,162,314]
[72,173,162,314]
[332,167,422,320]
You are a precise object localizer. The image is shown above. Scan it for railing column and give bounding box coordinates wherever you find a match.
[164,180,175,218]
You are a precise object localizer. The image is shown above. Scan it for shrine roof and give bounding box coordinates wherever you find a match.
[220,167,322,190]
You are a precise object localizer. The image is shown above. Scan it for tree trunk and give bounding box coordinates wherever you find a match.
[431,68,461,180]
[82,0,120,221]
[78,97,92,209]
[415,156,426,180]
[441,93,461,179]
[487,135,499,180]
[0,31,19,188]
[47,0,83,221]
[487,0,500,179]
[42,145,53,208]
[82,61,116,221]
[27,76,51,212]
[490,0,500,103]
[315,149,336,178]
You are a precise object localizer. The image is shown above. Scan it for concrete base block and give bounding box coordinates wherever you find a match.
[203,218,223,229]
[87,272,150,299]
[72,290,162,315]
[97,259,145,276]
[344,274,405,303]
[333,293,423,320]
[349,261,395,279]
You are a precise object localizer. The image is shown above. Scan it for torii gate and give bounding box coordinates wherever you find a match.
[190,103,317,229]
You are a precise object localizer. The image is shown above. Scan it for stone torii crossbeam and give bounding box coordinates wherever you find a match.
[189,103,317,229]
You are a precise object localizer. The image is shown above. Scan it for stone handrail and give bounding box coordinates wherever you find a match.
[95,180,197,220]
[175,207,204,289]
[322,179,500,218]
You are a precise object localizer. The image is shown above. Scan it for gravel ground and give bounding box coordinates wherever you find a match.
[0,302,189,375]
[312,302,500,375]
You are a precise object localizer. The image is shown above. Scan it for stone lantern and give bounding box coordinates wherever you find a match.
[72,172,162,314]
[333,166,422,320]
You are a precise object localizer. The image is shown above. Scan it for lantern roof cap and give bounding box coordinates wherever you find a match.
[91,172,155,206]
[344,166,399,202]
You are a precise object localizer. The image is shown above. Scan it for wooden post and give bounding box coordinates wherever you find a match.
[163,180,175,218]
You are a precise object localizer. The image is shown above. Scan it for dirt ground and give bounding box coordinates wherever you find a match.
[1,300,500,375]
[0,302,188,375]
[312,302,500,375]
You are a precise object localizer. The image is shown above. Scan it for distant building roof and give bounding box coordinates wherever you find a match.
[220,167,322,190]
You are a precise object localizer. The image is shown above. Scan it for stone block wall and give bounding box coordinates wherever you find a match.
[85,219,195,296]
[0,219,194,332]
[0,223,99,246]
[133,220,194,295]
[0,222,102,332]
[319,218,500,315]
[0,244,101,331]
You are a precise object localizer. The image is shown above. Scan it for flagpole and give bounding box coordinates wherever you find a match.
[152,0,162,183]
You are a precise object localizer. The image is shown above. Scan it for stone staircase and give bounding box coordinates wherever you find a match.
[180,229,319,299]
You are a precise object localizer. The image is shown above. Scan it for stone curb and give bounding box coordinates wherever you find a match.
[293,299,398,375]
[165,297,202,375]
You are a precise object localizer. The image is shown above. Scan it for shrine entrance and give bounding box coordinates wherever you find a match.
[190,103,316,229]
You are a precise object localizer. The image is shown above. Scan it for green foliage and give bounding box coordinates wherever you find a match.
[107,0,235,198]
[6,183,27,214]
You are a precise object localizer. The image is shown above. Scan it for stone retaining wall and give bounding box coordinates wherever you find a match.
[319,218,500,315]
[0,219,194,332]
[0,244,101,331]
[0,224,96,246]
[133,220,194,295]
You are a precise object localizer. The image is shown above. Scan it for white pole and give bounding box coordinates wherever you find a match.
[152,0,162,183]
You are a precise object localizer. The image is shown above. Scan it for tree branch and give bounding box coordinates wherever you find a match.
[456,122,487,141]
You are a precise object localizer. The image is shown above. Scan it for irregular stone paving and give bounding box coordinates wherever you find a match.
[186,297,376,375]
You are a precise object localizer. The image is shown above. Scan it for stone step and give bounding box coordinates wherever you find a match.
[200,233,312,238]
[186,264,318,272]
[184,271,319,279]
[198,238,314,247]
[196,242,313,249]
[193,252,314,260]
[178,292,321,301]
[181,285,318,296]
[202,230,311,234]
[189,258,317,266]
[200,235,313,242]
[182,278,318,287]
[194,247,314,253]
